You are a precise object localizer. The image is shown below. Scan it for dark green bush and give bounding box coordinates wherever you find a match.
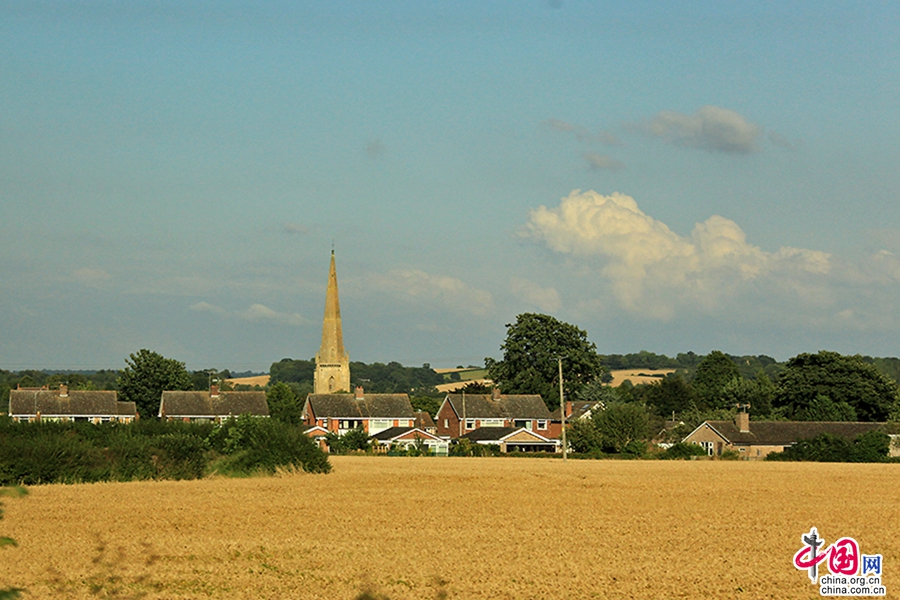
[0,417,329,485]
[767,430,891,462]
[659,442,708,460]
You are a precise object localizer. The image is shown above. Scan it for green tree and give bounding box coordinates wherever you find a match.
[642,374,700,418]
[577,380,621,406]
[117,349,194,419]
[692,351,741,409]
[594,403,651,453]
[266,382,304,425]
[719,373,775,418]
[410,395,441,417]
[485,313,605,410]
[567,418,604,453]
[774,351,900,422]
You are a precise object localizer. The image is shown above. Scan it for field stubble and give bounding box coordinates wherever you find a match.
[1,457,896,599]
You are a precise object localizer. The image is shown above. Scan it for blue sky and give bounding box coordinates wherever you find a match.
[2,1,899,372]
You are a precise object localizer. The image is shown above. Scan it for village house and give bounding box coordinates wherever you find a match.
[548,400,602,438]
[414,410,437,435]
[159,384,269,422]
[369,426,449,455]
[434,389,552,438]
[460,426,560,453]
[8,384,137,423]
[682,410,900,459]
[303,386,416,435]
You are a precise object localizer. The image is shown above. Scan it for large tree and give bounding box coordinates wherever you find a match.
[691,350,741,409]
[774,351,900,422]
[117,349,193,419]
[266,382,304,425]
[485,313,604,410]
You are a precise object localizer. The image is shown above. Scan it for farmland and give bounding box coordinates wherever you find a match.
[1,457,896,599]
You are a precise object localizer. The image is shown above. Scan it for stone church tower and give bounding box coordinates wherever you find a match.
[314,251,351,393]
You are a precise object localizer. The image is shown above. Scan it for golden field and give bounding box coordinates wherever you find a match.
[1,457,897,599]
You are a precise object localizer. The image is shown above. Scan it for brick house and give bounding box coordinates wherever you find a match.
[547,400,602,438]
[9,384,136,423]
[369,426,449,455]
[302,386,416,436]
[460,426,560,453]
[434,389,552,438]
[682,411,900,459]
[159,384,269,422]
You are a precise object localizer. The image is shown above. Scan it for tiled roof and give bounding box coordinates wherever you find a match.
[305,394,415,419]
[9,389,132,417]
[159,391,269,418]
[445,394,550,420]
[414,411,436,429]
[550,401,600,421]
[702,420,896,446]
[369,426,440,442]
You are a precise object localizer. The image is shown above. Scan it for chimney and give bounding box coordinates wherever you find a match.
[355,385,364,400]
[565,400,573,418]
[735,409,750,433]
[210,383,219,397]
[491,387,501,400]
[59,384,68,397]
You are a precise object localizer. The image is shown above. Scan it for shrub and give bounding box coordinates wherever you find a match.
[767,430,891,462]
[659,442,707,460]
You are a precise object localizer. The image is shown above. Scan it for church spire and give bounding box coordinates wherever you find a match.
[314,250,350,393]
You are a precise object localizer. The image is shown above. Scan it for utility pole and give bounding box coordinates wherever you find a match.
[558,357,567,462]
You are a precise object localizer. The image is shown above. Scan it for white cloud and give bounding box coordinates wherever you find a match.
[190,301,308,326]
[640,106,762,154]
[510,277,561,312]
[522,190,832,319]
[583,153,624,171]
[366,269,493,316]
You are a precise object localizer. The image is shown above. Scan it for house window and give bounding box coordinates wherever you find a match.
[465,419,476,430]
[443,419,449,428]
[479,419,503,428]
[698,441,714,456]
[370,419,391,433]
[537,420,548,430]
[513,419,532,430]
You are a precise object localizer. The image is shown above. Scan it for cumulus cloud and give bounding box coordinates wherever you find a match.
[543,118,622,146]
[583,152,624,171]
[640,106,762,154]
[521,190,831,318]
[190,301,308,326]
[510,277,561,312]
[366,269,493,316]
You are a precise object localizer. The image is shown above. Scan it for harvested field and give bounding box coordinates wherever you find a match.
[609,368,675,386]
[1,457,897,599]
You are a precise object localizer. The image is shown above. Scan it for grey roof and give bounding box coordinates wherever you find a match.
[159,391,269,418]
[445,394,550,420]
[304,394,415,419]
[415,411,436,429]
[369,426,439,442]
[700,420,897,446]
[460,426,554,443]
[9,389,133,418]
[550,401,600,421]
